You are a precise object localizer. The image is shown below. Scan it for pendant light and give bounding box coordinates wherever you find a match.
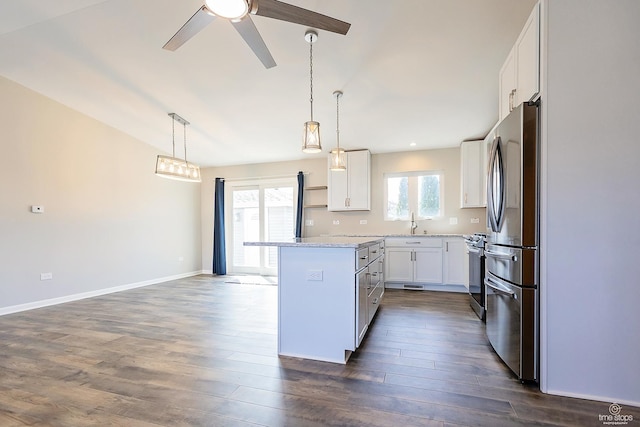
[330,90,346,171]
[155,113,201,183]
[302,30,321,153]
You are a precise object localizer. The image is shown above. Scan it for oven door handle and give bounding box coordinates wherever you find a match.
[484,249,517,262]
[485,276,515,297]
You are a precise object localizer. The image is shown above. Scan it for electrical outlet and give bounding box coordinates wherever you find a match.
[40,272,53,280]
[31,205,44,213]
[449,217,458,225]
[306,270,323,281]
[333,220,340,225]
[305,219,314,226]
[359,220,367,225]
[470,218,480,224]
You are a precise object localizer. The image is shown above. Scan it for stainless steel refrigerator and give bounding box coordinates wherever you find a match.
[485,101,539,382]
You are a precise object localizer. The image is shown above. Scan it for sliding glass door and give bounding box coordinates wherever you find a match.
[227,178,296,276]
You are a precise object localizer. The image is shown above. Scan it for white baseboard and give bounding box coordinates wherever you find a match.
[0,270,205,316]
[545,388,639,410]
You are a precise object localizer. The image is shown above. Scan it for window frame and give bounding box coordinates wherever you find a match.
[383,170,445,221]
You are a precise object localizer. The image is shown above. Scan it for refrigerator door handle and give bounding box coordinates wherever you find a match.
[487,137,498,232]
[485,249,517,262]
[487,136,506,232]
[485,276,515,297]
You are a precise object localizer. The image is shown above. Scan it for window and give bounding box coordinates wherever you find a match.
[384,171,444,220]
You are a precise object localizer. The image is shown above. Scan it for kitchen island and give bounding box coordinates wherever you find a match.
[245,236,384,364]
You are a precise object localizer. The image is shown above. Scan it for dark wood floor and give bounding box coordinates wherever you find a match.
[0,275,637,426]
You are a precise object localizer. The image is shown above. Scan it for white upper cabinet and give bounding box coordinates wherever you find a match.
[499,2,540,121]
[328,150,371,211]
[460,139,485,208]
[499,46,517,121]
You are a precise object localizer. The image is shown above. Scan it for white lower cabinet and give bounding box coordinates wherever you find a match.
[443,238,468,287]
[356,243,384,347]
[414,248,444,283]
[356,266,369,345]
[385,237,467,290]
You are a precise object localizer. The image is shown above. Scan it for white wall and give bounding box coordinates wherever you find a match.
[200,148,486,273]
[540,0,640,406]
[0,76,202,313]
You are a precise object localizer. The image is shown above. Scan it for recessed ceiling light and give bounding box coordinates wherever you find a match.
[409,142,417,147]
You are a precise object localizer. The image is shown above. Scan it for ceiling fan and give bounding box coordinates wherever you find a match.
[163,0,351,69]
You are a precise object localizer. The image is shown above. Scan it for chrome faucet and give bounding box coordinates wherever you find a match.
[410,212,418,235]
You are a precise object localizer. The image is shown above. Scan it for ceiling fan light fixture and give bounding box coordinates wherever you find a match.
[204,0,249,20]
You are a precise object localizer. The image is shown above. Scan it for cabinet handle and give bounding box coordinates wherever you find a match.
[366,272,371,289]
[509,89,517,112]
[405,241,421,245]
[372,298,379,305]
[464,193,468,204]
[446,242,449,252]
[360,255,368,260]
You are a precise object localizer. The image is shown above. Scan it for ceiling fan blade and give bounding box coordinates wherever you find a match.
[254,0,351,35]
[231,16,277,69]
[163,6,216,51]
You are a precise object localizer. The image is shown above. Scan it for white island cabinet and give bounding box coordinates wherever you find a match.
[244,236,384,364]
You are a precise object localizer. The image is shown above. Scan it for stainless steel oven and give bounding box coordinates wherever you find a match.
[464,233,486,320]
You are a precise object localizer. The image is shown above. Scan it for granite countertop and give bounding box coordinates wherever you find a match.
[244,236,384,248]
[244,234,466,248]
[347,234,465,238]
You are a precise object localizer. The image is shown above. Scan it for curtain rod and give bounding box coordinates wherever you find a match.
[221,172,309,182]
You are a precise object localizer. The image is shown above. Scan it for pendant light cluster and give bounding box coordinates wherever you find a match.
[155,113,201,183]
[301,30,348,172]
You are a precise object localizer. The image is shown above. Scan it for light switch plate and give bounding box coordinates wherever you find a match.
[471,218,480,224]
[31,205,44,213]
[449,217,458,225]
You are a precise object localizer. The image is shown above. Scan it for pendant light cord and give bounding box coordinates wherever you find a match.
[171,116,176,158]
[183,121,188,164]
[336,92,340,149]
[309,35,314,121]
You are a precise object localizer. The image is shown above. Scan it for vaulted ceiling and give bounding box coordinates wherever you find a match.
[0,0,536,167]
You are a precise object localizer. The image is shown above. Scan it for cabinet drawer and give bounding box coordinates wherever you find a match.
[367,284,384,323]
[368,243,381,260]
[356,247,369,270]
[385,237,443,248]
